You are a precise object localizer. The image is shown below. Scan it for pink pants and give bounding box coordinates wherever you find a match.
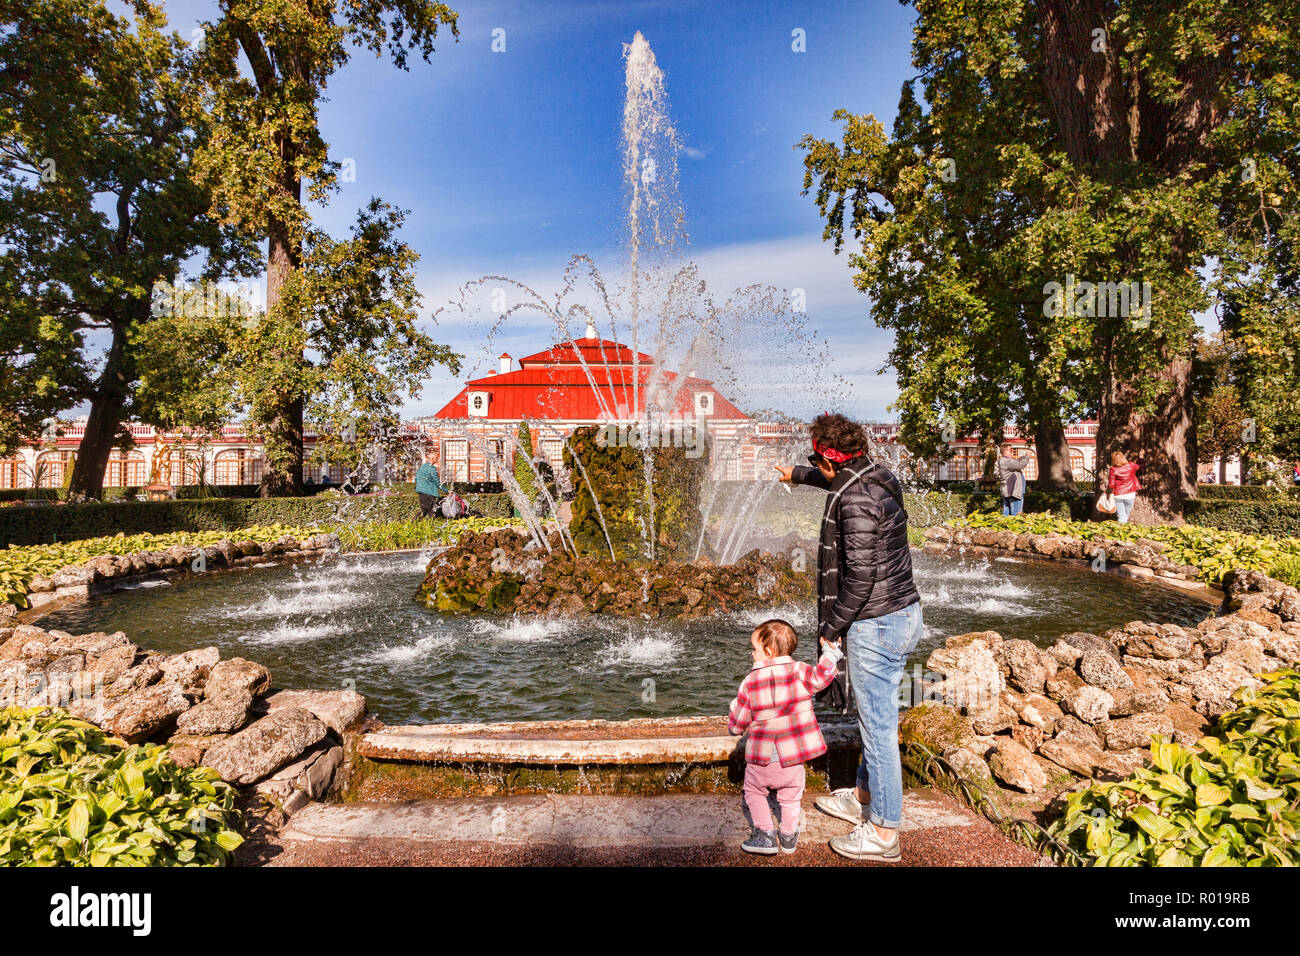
[743,761,806,834]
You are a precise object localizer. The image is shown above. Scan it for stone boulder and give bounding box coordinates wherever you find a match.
[1163,702,1212,746]
[1079,651,1134,690]
[1012,693,1064,734]
[1107,686,1169,717]
[899,704,976,755]
[969,702,1017,735]
[1039,737,1126,778]
[205,658,272,699]
[203,707,329,785]
[987,738,1049,792]
[106,662,163,698]
[925,635,1004,711]
[999,639,1048,695]
[165,733,229,769]
[1045,668,1085,702]
[175,689,254,736]
[1180,657,1260,718]
[1064,685,1115,724]
[1097,712,1175,751]
[254,688,367,736]
[1057,631,1122,662]
[87,644,138,685]
[101,685,191,742]
[943,746,993,786]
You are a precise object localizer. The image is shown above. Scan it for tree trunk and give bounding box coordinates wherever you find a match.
[1032,421,1076,491]
[1096,337,1196,524]
[68,322,132,500]
[259,135,304,498]
[1219,456,1227,485]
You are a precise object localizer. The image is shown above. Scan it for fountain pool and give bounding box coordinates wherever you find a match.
[35,549,1213,725]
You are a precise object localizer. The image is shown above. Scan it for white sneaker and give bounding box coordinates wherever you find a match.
[829,822,901,862]
[814,788,864,825]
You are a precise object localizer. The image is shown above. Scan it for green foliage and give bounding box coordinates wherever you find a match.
[0,493,513,549]
[1195,484,1300,501]
[1049,671,1300,866]
[564,425,709,560]
[1182,500,1300,538]
[1268,555,1300,589]
[332,516,519,552]
[513,422,538,509]
[0,707,243,866]
[0,524,316,607]
[955,512,1300,584]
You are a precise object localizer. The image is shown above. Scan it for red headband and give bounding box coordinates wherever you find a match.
[812,439,854,464]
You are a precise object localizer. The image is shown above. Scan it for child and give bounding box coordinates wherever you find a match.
[727,619,843,855]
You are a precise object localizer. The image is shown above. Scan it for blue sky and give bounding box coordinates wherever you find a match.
[155,0,920,420]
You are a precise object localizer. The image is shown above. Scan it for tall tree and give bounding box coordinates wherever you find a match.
[801,0,1299,521]
[192,0,459,495]
[0,0,258,495]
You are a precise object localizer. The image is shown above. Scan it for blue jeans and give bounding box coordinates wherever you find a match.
[845,600,924,829]
[1115,493,1135,524]
[1001,496,1023,516]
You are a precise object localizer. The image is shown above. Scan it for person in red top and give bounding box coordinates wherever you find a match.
[1107,450,1144,524]
[728,619,842,855]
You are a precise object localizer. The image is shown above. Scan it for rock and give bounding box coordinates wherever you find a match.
[164,733,229,768]
[0,625,53,662]
[1039,737,1128,778]
[1012,693,1064,734]
[925,636,1005,711]
[1118,622,1194,660]
[175,689,254,736]
[51,565,96,588]
[1236,606,1283,630]
[899,704,976,755]
[1261,632,1300,665]
[203,708,329,785]
[987,738,1049,792]
[1047,639,1083,667]
[106,662,163,698]
[49,631,131,657]
[254,688,367,736]
[1123,656,1201,679]
[942,630,1003,650]
[1163,703,1211,746]
[1000,639,1048,695]
[970,702,1017,735]
[943,746,993,785]
[264,742,344,800]
[1216,638,1265,674]
[1045,668,1085,701]
[86,644,138,685]
[204,658,272,699]
[1064,686,1115,724]
[1012,723,1044,752]
[1098,712,1175,751]
[1107,686,1169,716]
[1055,714,1102,749]
[101,685,191,742]
[1079,651,1134,690]
[1057,631,1121,662]
[1181,657,1260,714]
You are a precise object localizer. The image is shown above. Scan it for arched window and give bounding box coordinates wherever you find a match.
[1022,453,1039,481]
[164,449,201,485]
[0,458,24,489]
[103,451,147,487]
[1069,448,1086,482]
[214,449,264,485]
[35,451,74,488]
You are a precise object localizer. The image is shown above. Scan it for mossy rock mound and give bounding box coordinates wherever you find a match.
[564,424,708,561]
[899,704,976,755]
[415,529,812,618]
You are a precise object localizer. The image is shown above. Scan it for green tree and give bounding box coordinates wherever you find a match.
[192,0,460,495]
[0,0,258,494]
[800,0,1300,521]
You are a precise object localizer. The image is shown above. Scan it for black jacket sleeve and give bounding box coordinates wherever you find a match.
[823,490,881,638]
[791,465,830,490]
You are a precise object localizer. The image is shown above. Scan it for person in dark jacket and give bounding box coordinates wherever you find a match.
[774,413,922,863]
[414,450,446,518]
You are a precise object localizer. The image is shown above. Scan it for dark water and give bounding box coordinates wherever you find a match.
[37,550,1212,725]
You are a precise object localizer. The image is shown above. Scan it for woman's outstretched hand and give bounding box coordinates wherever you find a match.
[773,464,795,483]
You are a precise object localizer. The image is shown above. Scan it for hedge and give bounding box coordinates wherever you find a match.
[0,492,514,547]
[1193,483,1300,500]
[1182,499,1300,538]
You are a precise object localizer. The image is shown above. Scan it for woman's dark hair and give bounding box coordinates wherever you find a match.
[810,413,870,460]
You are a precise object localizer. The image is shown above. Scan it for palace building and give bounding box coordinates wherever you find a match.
[0,326,1239,493]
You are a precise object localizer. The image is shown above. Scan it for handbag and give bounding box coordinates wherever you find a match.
[1096,489,1117,514]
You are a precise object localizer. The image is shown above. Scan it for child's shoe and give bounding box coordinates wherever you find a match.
[778,830,798,854]
[741,828,779,855]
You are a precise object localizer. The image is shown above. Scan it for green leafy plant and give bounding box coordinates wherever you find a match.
[1049,670,1300,866]
[0,707,243,866]
[330,516,520,552]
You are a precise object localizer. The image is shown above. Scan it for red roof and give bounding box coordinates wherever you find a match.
[434,337,746,421]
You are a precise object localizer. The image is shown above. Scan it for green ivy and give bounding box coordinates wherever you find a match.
[1048,671,1300,866]
[0,707,243,866]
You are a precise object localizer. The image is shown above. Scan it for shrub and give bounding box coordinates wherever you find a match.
[1182,499,1300,538]
[0,707,244,866]
[1048,671,1300,866]
[1194,484,1300,501]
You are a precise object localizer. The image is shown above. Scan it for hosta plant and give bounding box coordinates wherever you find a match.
[1049,670,1300,866]
[0,708,244,866]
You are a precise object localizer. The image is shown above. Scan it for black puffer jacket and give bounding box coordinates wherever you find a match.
[792,456,919,640]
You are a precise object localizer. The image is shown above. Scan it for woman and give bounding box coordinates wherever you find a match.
[1107,450,1143,524]
[996,445,1029,516]
[774,413,921,863]
[414,450,446,518]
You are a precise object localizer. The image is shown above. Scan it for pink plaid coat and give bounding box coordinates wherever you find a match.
[727,653,840,768]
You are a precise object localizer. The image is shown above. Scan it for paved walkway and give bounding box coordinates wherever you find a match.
[241,788,1046,867]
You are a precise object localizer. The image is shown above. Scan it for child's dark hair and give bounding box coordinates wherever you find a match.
[810,413,870,459]
[753,619,798,657]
